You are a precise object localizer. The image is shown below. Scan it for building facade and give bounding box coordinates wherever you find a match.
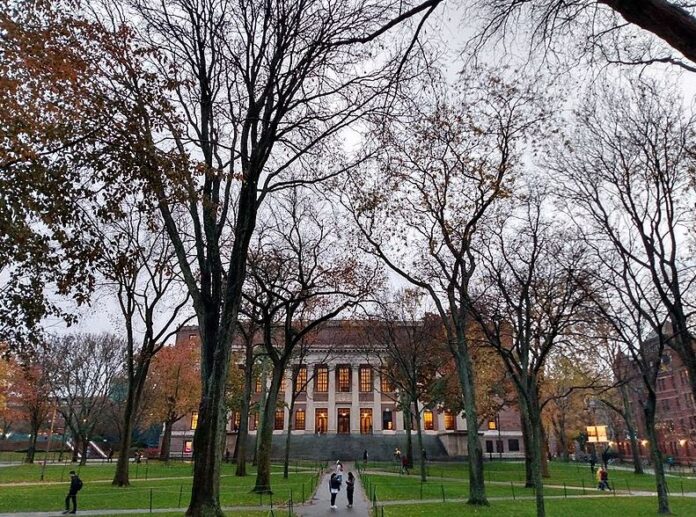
[618,344,696,466]
[168,321,524,460]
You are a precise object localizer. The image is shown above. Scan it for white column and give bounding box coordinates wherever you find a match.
[328,363,336,432]
[306,363,315,432]
[437,411,445,432]
[284,369,291,431]
[351,365,360,433]
[395,408,404,432]
[373,369,382,432]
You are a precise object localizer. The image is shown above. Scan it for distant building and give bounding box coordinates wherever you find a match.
[618,336,696,466]
[167,320,524,460]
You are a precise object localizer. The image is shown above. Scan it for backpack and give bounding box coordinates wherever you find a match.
[76,478,83,491]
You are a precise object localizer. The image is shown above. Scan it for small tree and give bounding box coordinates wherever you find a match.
[144,340,201,461]
[365,289,449,482]
[472,188,594,517]
[344,69,547,505]
[244,190,378,493]
[44,334,124,466]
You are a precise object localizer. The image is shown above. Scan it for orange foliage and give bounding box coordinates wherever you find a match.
[144,341,201,426]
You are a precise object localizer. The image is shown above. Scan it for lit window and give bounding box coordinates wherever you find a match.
[183,440,193,454]
[274,409,285,430]
[488,419,497,430]
[249,411,258,431]
[315,366,328,392]
[424,410,434,431]
[382,409,394,430]
[380,373,394,393]
[360,408,373,434]
[315,409,328,433]
[255,376,262,393]
[359,366,373,393]
[444,411,455,431]
[337,366,351,392]
[188,334,197,342]
[295,409,306,430]
[191,412,199,430]
[296,366,307,392]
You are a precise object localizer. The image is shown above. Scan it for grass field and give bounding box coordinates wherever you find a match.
[364,460,696,494]
[0,461,319,512]
[379,497,696,516]
[361,473,575,501]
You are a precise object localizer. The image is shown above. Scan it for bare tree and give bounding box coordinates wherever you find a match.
[472,189,594,517]
[88,198,192,485]
[364,288,449,482]
[472,1,696,72]
[555,77,696,413]
[83,1,447,512]
[231,318,263,477]
[242,190,379,493]
[44,334,124,466]
[343,69,547,505]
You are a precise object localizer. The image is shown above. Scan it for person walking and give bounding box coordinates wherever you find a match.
[335,461,344,483]
[346,472,355,508]
[107,449,114,463]
[401,454,409,475]
[589,452,597,474]
[363,449,368,466]
[62,470,82,514]
[329,473,341,509]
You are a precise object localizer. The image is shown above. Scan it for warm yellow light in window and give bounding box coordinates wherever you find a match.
[191,412,199,430]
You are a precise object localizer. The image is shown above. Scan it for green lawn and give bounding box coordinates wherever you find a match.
[380,497,696,516]
[362,473,581,502]
[0,463,319,512]
[365,460,696,494]
[0,459,317,484]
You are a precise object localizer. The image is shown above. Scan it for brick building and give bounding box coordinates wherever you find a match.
[618,342,696,466]
[166,320,524,461]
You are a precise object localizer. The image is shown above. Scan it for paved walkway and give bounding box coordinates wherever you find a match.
[297,463,369,517]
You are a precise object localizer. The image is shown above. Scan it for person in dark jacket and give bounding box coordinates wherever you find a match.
[329,473,341,509]
[62,471,82,514]
[346,472,355,508]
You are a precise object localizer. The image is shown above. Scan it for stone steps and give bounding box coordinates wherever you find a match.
[244,433,449,461]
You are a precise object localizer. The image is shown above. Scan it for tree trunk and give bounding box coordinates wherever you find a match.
[600,0,696,65]
[527,394,546,517]
[413,399,427,482]
[283,396,296,479]
[620,384,644,475]
[519,391,534,488]
[80,437,88,466]
[253,367,283,493]
[540,425,550,478]
[455,342,488,506]
[235,345,254,477]
[25,430,38,464]
[159,418,174,461]
[644,397,670,514]
[186,324,235,517]
[113,365,149,486]
[402,401,413,469]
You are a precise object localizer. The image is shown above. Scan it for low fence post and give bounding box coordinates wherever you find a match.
[441,484,445,502]
[510,481,516,501]
[581,479,586,495]
[178,484,183,507]
[563,482,567,498]
[149,488,153,513]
